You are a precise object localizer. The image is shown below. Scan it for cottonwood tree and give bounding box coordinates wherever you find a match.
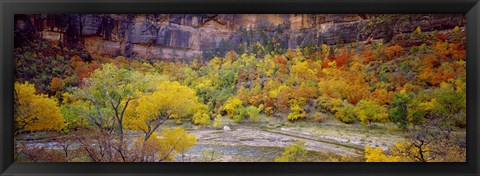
[71,63,161,160]
[157,127,197,162]
[129,127,197,162]
[14,82,65,136]
[124,81,202,162]
[124,81,205,141]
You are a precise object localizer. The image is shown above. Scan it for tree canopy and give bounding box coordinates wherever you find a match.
[14,82,65,135]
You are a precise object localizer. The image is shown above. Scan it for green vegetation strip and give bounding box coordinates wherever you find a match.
[259,128,364,151]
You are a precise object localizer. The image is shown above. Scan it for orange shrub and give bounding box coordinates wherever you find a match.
[238,69,247,82]
[431,68,454,86]
[363,49,375,63]
[75,61,100,82]
[419,67,435,85]
[384,45,404,60]
[448,43,466,61]
[285,49,295,59]
[274,55,288,72]
[293,84,317,100]
[369,89,395,105]
[433,41,465,61]
[265,98,273,108]
[321,58,330,68]
[348,95,361,104]
[423,54,439,68]
[435,32,448,42]
[334,54,350,68]
[433,41,449,58]
[274,87,292,112]
[420,67,454,86]
[50,77,64,93]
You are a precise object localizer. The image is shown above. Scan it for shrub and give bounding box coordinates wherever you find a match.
[275,141,308,162]
[265,107,274,115]
[317,96,342,113]
[223,97,243,117]
[213,114,223,128]
[287,103,306,122]
[384,45,404,60]
[311,112,328,123]
[334,104,356,124]
[245,106,261,122]
[354,100,389,126]
[192,111,211,125]
[233,115,243,123]
[333,54,350,68]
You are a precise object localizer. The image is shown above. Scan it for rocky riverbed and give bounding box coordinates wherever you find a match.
[17,119,413,162]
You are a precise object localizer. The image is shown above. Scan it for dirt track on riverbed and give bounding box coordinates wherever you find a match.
[191,125,363,157]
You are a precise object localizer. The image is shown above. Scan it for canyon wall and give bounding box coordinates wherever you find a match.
[15,14,465,61]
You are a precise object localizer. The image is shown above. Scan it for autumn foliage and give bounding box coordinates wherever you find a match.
[383,45,404,60]
[14,82,65,135]
[14,21,466,163]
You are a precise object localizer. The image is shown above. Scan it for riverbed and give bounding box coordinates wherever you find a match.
[16,121,409,162]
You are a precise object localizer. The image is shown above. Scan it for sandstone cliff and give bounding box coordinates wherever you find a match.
[15,14,465,61]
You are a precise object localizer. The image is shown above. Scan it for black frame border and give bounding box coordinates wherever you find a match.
[0,0,479,175]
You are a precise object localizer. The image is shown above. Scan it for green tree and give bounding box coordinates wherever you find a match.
[432,90,466,128]
[389,92,415,129]
[354,100,389,126]
[245,106,261,122]
[406,92,432,128]
[59,100,89,130]
[334,103,356,124]
[71,64,159,145]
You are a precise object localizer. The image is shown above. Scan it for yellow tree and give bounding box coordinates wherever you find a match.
[192,104,211,125]
[132,127,197,162]
[287,100,306,122]
[275,141,308,162]
[364,146,402,162]
[365,141,432,162]
[213,114,223,128]
[317,79,350,100]
[14,82,65,135]
[157,127,197,161]
[125,81,205,141]
[290,61,317,84]
[223,97,243,117]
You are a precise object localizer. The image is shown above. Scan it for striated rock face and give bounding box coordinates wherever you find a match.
[15,14,465,61]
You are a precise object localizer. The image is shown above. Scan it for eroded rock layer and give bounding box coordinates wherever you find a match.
[15,14,465,61]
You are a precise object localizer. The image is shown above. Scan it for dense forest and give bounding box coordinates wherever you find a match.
[14,14,466,162]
